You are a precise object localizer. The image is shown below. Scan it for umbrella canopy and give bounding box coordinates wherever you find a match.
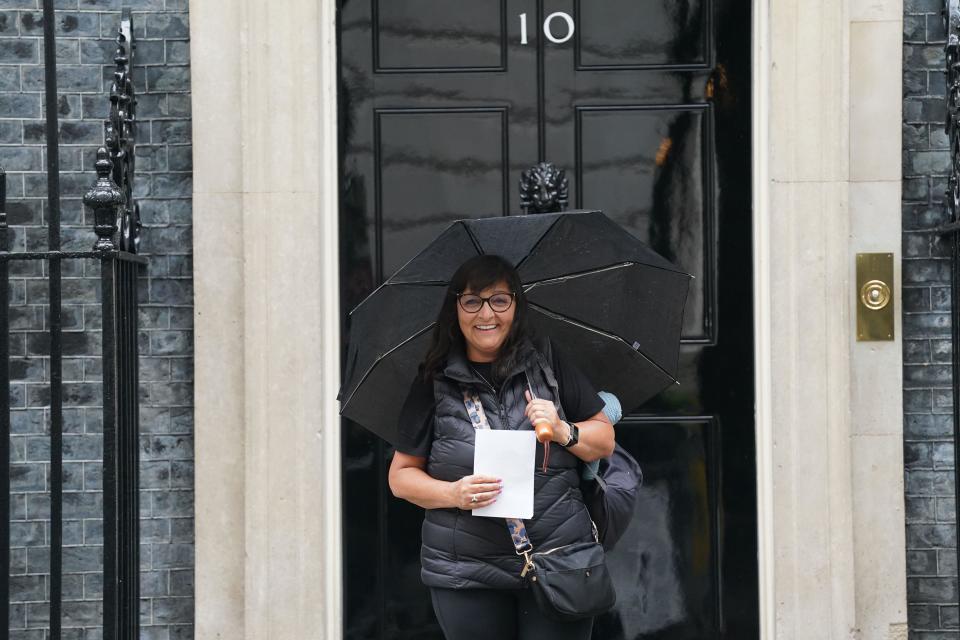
[339,210,691,445]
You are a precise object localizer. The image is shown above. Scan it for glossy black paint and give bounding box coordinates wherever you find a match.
[338,1,756,637]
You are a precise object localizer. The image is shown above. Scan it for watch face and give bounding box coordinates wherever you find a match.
[566,423,579,446]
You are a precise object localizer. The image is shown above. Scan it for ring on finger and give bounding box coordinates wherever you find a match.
[471,495,478,503]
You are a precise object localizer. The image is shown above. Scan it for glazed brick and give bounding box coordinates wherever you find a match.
[937,498,958,523]
[904,364,953,387]
[906,470,956,496]
[22,64,101,92]
[908,577,960,603]
[905,388,934,412]
[911,549,941,574]
[903,313,951,338]
[939,549,958,576]
[904,12,960,631]
[905,0,941,12]
[3,4,195,639]
[911,603,940,627]
[144,12,187,37]
[18,11,101,37]
[145,64,188,92]
[904,286,933,312]
[908,524,958,548]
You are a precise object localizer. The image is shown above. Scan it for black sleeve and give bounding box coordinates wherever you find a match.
[550,344,606,422]
[396,376,436,458]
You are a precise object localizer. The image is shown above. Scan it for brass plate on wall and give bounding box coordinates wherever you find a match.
[856,253,894,341]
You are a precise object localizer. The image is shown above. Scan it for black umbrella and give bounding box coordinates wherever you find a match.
[339,210,691,445]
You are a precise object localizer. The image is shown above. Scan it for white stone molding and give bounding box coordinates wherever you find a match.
[188,0,907,637]
[755,0,907,637]
[191,0,341,637]
[190,0,245,636]
[752,2,774,637]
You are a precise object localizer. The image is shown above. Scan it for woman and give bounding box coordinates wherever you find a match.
[389,254,616,640]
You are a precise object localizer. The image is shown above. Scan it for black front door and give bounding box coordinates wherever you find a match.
[338,2,756,638]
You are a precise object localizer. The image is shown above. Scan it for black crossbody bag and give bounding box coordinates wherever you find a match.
[461,385,616,621]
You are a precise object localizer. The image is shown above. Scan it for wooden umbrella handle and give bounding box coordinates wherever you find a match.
[535,422,554,443]
[527,376,553,471]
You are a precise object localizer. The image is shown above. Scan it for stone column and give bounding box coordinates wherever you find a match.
[847,1,908,637]
[756,0,908,637]
[190,0,342,637]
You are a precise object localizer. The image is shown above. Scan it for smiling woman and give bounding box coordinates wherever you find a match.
[418,255,534,385]
[456,287,517,361]
[387,254,615,640]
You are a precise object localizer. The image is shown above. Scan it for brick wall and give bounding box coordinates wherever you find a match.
[904,1,960,637]
[3,1,193,638]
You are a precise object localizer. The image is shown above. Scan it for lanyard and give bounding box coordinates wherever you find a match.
[460,384,535,563]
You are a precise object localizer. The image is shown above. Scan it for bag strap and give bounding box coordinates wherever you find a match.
[460,385,534,558]
[531,337,562,411]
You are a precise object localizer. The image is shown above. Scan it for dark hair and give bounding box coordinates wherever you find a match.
[420,254,532,382]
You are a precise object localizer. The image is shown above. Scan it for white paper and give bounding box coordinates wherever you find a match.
[472,429,536,519]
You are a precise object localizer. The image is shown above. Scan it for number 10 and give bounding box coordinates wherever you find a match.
[519,12,575,45]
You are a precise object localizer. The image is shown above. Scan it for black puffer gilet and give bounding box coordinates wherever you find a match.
[420,336,595,589]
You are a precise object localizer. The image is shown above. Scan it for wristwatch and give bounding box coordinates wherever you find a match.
[562,421,579,448]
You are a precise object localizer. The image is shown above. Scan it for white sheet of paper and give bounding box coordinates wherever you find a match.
[472,429,536,519]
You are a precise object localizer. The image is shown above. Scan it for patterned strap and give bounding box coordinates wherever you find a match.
[461,385,534,555]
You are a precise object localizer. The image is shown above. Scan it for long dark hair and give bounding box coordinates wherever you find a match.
[420,254,532,382]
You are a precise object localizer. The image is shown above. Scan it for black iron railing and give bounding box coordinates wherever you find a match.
[1,5,143,640]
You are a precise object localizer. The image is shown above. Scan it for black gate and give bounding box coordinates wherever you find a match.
[1,5,144,640]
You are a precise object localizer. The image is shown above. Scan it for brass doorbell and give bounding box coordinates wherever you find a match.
[856,253,894,341]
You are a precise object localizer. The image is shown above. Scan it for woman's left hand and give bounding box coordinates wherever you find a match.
[524,390,568,443]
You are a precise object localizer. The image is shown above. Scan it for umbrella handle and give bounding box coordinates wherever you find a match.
[535,422,554,442]
[527,374,553,471]
[528,377,555,442]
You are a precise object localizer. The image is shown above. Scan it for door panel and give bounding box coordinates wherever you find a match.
[574,106,712,340]
[575,0,709,68]
[340,0,538,286]
[338,1,755,637]
[375,0,507,71]
[376,108,509,275]
[599,418,720,639]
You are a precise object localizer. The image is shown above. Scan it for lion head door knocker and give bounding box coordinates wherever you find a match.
[519,162,569,214]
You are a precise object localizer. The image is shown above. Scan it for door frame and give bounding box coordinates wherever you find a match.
[751,0,773,635]
[190,0,908,637]
[751,0,907,638]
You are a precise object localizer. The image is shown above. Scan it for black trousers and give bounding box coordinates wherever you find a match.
[430,587,594,640]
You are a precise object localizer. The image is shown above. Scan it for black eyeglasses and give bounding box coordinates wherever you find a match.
[456,291,516,313]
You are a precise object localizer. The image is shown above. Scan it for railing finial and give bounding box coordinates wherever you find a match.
[85,148,123,252]
[943,0,960,230]
[98,9,139,253]
[0,166,6,230]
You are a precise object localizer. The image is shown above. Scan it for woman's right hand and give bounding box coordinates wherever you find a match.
[450,474,502,510]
